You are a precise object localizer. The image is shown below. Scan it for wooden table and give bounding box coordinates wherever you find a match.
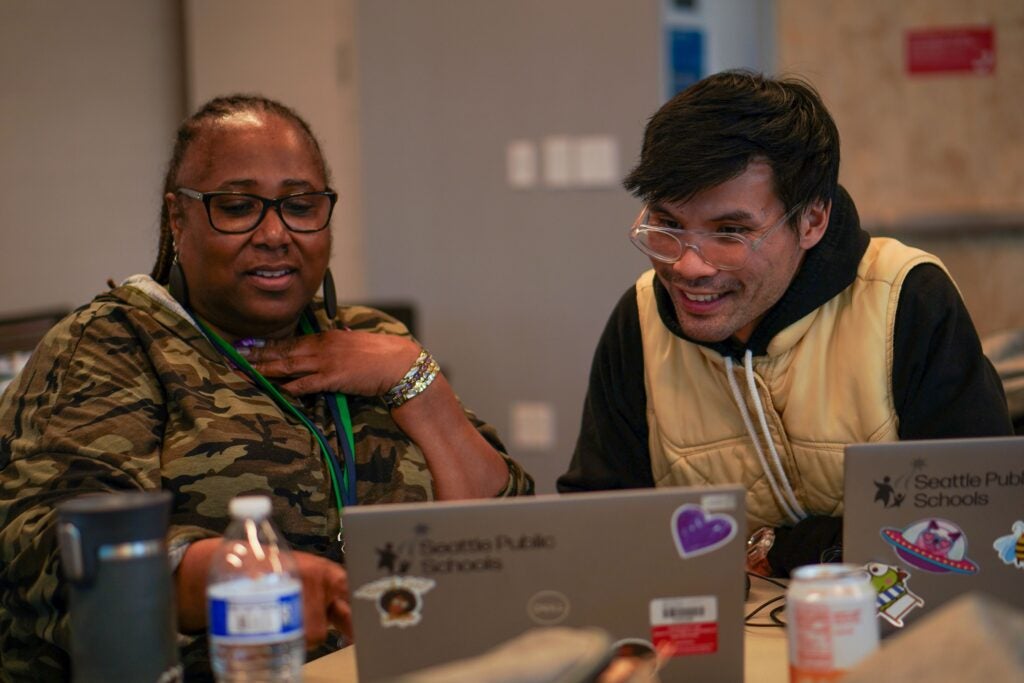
[304,645,357,682]
[742,575,789,683]
[304,578,790,682]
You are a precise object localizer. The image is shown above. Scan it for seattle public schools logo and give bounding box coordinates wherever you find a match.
[354,540,435,628]
[872,458,926,508]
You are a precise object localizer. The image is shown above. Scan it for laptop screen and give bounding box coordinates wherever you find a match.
[843,436,1024,633]
[342,486,747,682]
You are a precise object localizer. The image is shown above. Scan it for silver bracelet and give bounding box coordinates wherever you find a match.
[382,349,440,409]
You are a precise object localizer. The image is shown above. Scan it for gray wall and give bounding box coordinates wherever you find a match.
[0,0,183,314]
[183,0,367,301]
[357,1,659,490]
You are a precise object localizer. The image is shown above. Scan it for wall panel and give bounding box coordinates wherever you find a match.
[778,0,1024,336]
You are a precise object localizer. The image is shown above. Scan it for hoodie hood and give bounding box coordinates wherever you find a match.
[654,185,870,358]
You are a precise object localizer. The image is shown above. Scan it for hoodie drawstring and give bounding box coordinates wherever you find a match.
[725,349,806,525]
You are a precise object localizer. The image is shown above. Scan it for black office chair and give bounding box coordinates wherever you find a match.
[0,307,67,393]
[0,307,67,356]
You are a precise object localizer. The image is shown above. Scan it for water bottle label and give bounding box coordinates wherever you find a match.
[208,580,303,644]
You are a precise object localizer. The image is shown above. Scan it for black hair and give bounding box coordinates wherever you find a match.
[150,95,331,283]
[623,70,840,221]
[380,588,417,614]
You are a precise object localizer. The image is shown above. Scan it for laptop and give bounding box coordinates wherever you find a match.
[342,486,747,682]
[843,436,1024,634]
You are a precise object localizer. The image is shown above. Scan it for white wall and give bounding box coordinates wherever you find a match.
[0,1,184,315]
[661,0,777,95]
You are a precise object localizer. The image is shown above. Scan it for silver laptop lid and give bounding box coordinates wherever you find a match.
[343,486,747,683]
[843,436,1024,633]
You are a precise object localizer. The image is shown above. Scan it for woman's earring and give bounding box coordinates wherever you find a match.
[322,268,337,319]
[168,255,190,307]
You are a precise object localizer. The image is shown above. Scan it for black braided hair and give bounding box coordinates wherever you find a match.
[151,95,331,283]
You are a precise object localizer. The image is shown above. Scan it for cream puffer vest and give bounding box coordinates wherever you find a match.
[637,237,947,530]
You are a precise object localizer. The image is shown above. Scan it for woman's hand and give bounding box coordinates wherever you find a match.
[242,330,421,398]
[293,549,353,648]
[175,538,353,649]
[242,330,514,500]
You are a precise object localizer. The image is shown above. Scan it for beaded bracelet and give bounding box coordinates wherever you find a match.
[381,349,440,409]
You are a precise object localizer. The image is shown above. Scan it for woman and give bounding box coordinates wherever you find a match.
[0,95,533,680]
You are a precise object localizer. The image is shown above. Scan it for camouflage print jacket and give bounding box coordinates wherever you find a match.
[0,275,533,682]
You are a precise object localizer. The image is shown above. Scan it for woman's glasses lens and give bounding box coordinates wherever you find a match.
[208,193,333,233]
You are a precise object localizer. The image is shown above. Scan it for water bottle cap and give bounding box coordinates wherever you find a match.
[229,495,272,520]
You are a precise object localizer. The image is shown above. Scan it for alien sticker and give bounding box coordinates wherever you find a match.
[881,518,979,574]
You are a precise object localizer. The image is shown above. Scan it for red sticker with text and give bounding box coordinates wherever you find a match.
[906,26,995,75]
[649,596,718,657]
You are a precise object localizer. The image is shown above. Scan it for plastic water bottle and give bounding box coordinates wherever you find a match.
[207,495,304,682]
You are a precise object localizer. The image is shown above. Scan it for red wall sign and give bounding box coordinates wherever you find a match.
[906,26,995,76]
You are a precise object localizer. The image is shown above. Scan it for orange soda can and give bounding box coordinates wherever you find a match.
[786,563,879,682]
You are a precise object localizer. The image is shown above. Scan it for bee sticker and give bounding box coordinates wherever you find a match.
[993,521,1024,570]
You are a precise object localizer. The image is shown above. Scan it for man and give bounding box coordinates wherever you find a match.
[558,70,1012,575]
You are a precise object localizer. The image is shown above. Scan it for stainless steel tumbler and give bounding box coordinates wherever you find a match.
[57,490,181,682]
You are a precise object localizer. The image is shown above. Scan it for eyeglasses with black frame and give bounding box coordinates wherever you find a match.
[629,202,805,271]
[176,187,338,234]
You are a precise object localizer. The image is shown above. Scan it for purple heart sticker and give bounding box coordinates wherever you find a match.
[672,504,738,559]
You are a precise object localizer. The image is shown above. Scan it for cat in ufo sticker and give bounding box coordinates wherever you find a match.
[881,518,978,574]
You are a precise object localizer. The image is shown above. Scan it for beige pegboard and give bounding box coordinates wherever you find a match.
[777,0,1024,230]
[775,0,1024,337]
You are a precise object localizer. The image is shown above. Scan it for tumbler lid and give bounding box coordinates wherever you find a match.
[56,491,171,585]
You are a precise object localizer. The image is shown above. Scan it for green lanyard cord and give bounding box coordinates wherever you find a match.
[193,316,354,533]
[298,313,358,492]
